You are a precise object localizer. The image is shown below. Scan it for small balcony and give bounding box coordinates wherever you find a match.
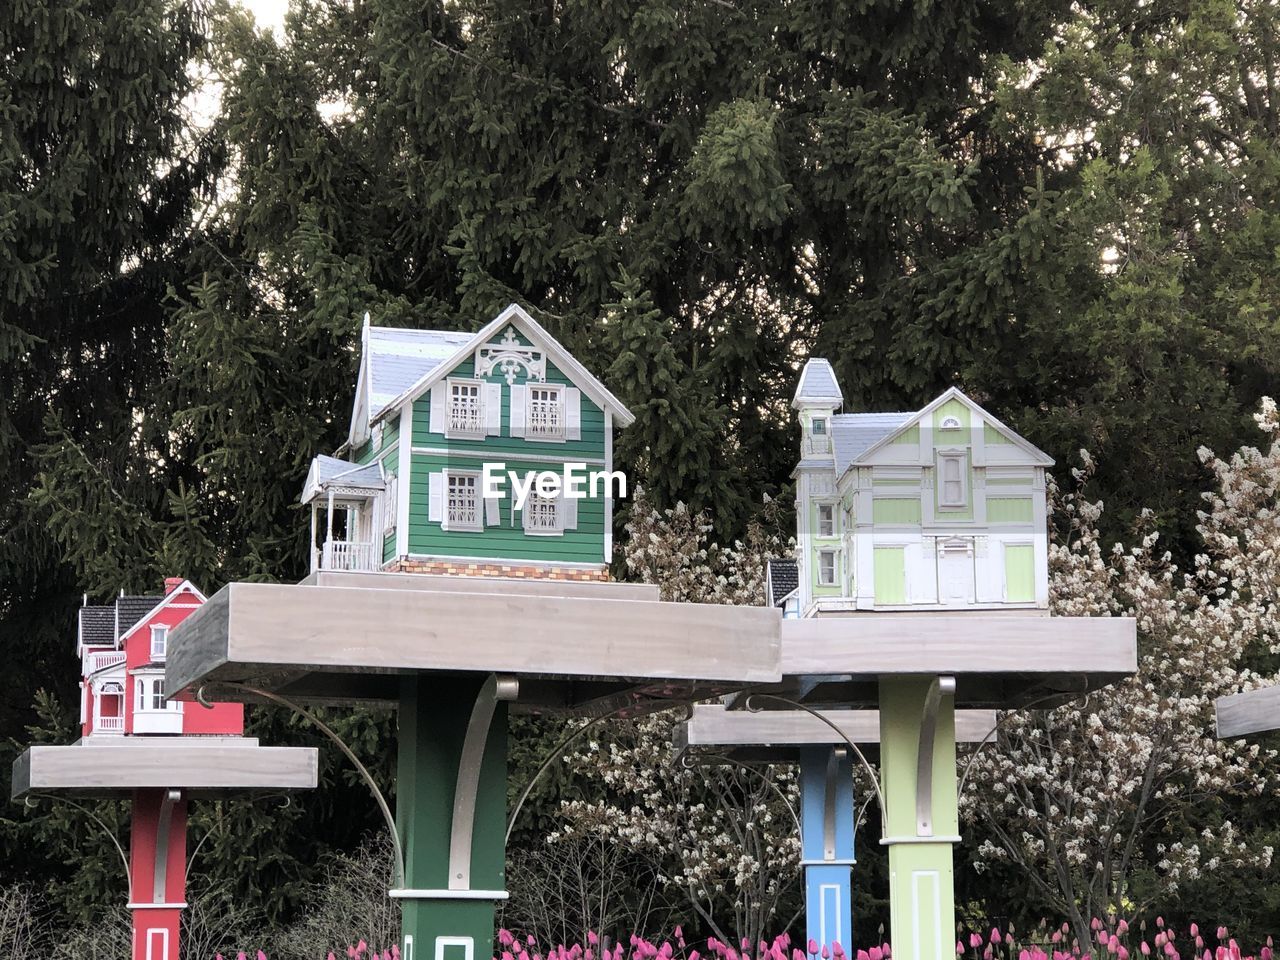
[448,403,484,435]
[802,436,832,457]
[83,650,126,676]
[318,539,378,572]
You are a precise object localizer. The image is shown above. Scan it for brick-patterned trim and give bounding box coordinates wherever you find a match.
[383,559,610,582]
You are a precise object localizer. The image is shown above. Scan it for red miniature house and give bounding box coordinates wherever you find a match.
[77,578,243,740]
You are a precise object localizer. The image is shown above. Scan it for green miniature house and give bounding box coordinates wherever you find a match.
[791,359,1052,614]
[302,304,634,581]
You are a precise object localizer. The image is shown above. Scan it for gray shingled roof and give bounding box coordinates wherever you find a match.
[301,454,385,503]
[831,412,914,475]
[367,326,473,422]
[116,596,163,638]
[79,606,115,645]
[766,558,799,607]
[792,358,844,407]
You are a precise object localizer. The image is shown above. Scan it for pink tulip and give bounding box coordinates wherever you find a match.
[956,943,964,957]
[1142,944,1151,956]
[992,929,1002,946]
[810,941,820,956]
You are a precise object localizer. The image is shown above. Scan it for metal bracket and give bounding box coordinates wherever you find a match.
[153,788,182,903]
[916,675,956,837]
[823,747,844,861]
[213,682,406,888]
[745,693,886,833]
[449,674,519,890]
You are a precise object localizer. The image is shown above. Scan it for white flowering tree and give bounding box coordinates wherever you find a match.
[552,491,802,947]
[960,403,1280,947]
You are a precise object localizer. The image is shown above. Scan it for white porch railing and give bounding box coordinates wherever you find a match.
[527,399,563,437]
[448,403,483,434]
[96,715,125,733]
[84,651,126,676]
[321,539,377,572]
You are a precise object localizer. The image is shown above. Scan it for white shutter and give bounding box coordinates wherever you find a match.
[484,494,500,526]
[562,492,578,530]
[484,382,502,435]
[428,471,444,523]
[510,384,527,437]
[429,383,446,435]
[565,387,582,440]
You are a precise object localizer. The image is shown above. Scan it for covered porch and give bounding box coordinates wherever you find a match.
[300,455,387,573]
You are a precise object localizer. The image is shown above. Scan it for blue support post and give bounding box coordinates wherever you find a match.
[799,745,856,952]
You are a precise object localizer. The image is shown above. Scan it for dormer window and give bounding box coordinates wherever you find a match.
[527,385,564,439]
[940,415,962,430]
[939,453,967,508]
[150,625,168,660]
[448,379,484,435]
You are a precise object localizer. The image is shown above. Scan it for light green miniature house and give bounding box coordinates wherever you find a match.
[302,304,634,581]
[790,359,1052,614]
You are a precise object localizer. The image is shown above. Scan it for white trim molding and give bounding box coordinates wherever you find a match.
[388,888,510,900]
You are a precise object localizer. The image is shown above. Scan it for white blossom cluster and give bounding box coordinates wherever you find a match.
[553,492,801,947]
[961,402,1280,946]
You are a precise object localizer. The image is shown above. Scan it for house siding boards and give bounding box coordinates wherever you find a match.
[410,353,606,459]
[408,452,606,563]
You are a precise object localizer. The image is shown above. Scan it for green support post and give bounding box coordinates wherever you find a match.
[397,675,510,960]
[879,677,959,960]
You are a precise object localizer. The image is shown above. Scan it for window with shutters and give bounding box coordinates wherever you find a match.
[939,453,967,508]
[523,493,562,534]
[447,379,484,435]
[527,385,564,438]
[447,472,481,530]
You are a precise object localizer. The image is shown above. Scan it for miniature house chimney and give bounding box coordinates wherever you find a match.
[164,577,184,595]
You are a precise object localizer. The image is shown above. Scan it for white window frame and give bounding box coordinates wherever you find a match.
[150,625,168,661]
[816,503,835,538]
[150,678,167,711]
[817,548,838,586]
[811,417,828,436]
[940,415,962,430]
[445,470,482,532]
[446,378,485,437]
[522,492,564,536]
[525,384,565,440]
[938,451,968,509]
[383,473,399,534]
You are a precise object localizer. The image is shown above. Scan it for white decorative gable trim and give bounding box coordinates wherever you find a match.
[476,329,547,385]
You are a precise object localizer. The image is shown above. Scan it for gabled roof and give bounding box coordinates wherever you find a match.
[349,303,635,446]
[853,387,1053,468]
[116,580,208,646]
[765,558,799,608]
[116,596,164,639]
[792,358,844,409]
[831,412,914,476]
[301,455,385,505]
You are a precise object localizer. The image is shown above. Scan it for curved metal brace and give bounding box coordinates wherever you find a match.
[916,676,956,837]
[955,690,1066,799]
[744,693,887,833]
[449,674,519,890]
[679,749,804,838]
[153,788,181,902]
[211,682,405,889]
[505,700,698,845]
[30,793,132,901]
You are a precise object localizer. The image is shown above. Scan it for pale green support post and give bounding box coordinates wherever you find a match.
[396,675,511,960]
[879,676,959,960]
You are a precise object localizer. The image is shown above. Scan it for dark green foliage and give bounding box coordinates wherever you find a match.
[6,0,1280,936]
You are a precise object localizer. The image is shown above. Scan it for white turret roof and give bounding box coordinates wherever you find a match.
[791,358,843,409]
